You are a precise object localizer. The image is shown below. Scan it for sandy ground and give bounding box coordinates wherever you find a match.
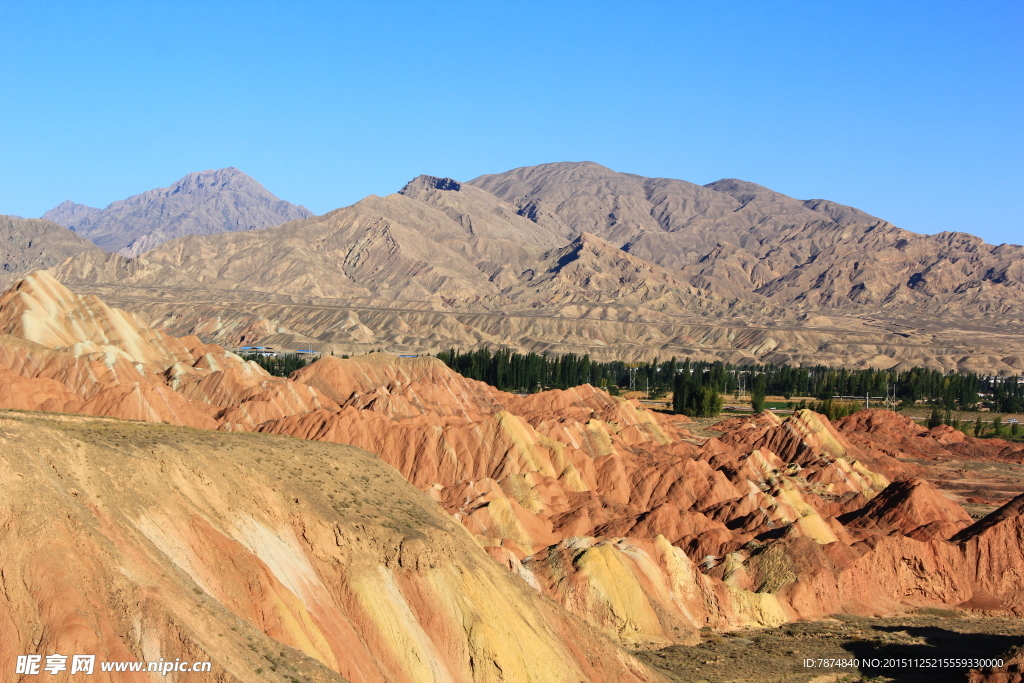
[633,612,1024,683]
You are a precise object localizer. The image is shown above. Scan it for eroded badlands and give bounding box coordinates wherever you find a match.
[1,271,1023,681]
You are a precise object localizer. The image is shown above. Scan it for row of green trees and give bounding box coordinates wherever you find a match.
[989,376,1024,413]
[436,348,610,393]
[435,347,1023,416]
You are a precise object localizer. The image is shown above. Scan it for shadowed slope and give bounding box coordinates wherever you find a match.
[0,214,102,288]
[839,477,974,540]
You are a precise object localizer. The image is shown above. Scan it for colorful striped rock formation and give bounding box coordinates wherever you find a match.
[254,356,1024,646]
[0,413,655,683]
[0,272,335,428]
[1,272,1024,677]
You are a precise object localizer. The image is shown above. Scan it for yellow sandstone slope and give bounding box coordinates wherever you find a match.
[0,411,661,683]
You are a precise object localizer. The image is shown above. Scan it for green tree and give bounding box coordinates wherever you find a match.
[750,373,768,413]
[974,415,985,437]
[927,408,943,429]
[698,386,724,417]
[992,415,1003,438]
[673,373,723,417]
[1012,421,1020,437]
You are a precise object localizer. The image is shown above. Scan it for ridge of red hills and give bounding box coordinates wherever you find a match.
[2,270,1024,681]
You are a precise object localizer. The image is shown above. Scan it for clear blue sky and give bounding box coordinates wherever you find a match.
[1,1,1021,245]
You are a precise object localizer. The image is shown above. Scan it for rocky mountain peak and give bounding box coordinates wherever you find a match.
[702,178,790,208]
[703,177,775,195]
[167,166,249,192]
[399,175,462,196]
[40,168,313,256]
[41,200,103,228]
[50,199,85,212]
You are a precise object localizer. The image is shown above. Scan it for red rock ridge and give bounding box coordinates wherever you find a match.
[2,273,1024,652]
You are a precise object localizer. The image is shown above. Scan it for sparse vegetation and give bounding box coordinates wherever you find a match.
[635,613,1024,683]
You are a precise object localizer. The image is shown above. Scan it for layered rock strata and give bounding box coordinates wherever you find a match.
[0,272,1022,655]
[0,413,656,683]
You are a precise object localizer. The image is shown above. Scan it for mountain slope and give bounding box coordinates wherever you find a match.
[511,231,735,312]
[42,167,313,255]
[0,214,102,287]
[0,412,657,682]
[52,180,730,313]
[43,163,1024,372]
[469,162,1024,317]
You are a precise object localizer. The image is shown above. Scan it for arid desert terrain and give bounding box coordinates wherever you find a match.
[1,164,1022,682]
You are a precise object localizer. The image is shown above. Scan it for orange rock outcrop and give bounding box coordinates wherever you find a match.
[952,494,1024,613]
[969,648,1024,683]
[2,272,1024,660]
[0,273,328,430]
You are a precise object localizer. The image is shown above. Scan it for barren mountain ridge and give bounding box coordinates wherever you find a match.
[40,162,1024,373]
[41,167,312,256]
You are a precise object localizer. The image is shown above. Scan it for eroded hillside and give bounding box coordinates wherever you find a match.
[1,271,1024,673]
[0,214,102,288]
[44,164,1024,373]
[0,412,656,682]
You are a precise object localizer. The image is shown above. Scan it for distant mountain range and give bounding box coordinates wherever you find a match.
[27,161,1019,373]
[41,167,312,256]
[470,163,1024,317]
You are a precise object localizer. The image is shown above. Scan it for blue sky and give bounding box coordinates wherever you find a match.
[1,1,1021,245]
